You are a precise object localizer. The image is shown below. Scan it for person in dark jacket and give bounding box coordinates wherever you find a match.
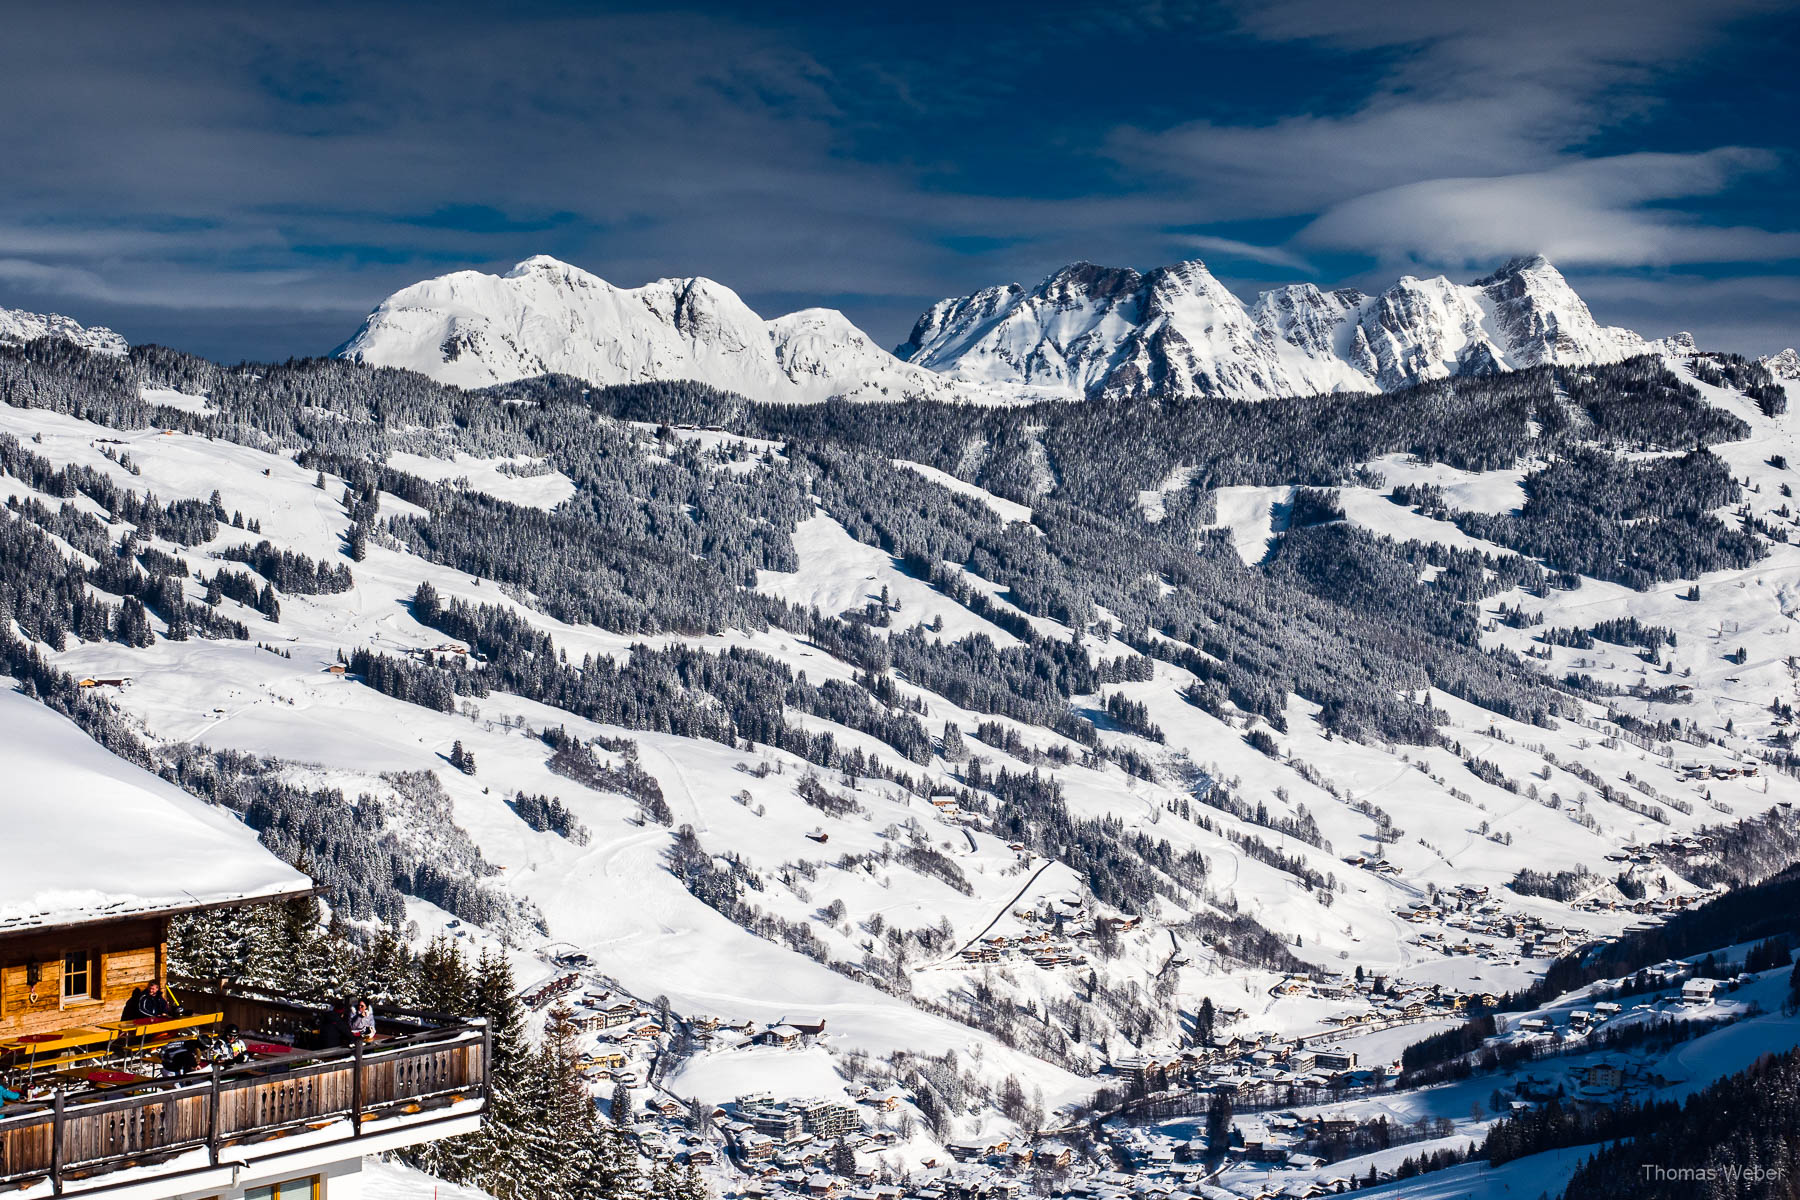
[317,1003,353,1049]
[216,1024,249,1065]
[136,981,174,1020]
[159,1040,201,1076]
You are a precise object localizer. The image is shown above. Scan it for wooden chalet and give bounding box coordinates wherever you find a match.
[0,694,490,1199]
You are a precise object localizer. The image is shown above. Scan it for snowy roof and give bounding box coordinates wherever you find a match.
[0,685,314,935]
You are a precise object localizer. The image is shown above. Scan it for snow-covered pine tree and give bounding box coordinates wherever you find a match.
[416,935,475,1014]
[610,1079,632,1124]
[531,1003,609,1197]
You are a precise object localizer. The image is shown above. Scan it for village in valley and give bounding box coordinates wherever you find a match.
[510,866,1786,1200]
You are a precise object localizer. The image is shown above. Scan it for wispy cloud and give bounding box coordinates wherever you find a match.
[1295,149,1800,269]
[1172,235,1313,272]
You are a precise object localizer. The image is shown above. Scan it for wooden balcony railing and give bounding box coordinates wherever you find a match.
[0,1012,487,1195]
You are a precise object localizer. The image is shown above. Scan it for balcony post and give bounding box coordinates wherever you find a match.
[50,1088,64,1196]
[208,1063,222,1165]
[352,1039,364,1137]
[480,1020,492,1108]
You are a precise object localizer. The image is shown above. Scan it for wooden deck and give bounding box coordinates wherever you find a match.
[0,1022,487,1194]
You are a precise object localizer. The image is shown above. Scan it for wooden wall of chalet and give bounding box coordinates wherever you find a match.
[0,917,165,1039]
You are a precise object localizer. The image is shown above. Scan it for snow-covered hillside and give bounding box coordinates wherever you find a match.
[336,255,1015,405]
[0,304,128,355]
[898,255,1645,402]
[5,321,1800,1199]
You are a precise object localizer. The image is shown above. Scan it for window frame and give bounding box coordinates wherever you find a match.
[60,950,99,1005]
[245,1174,320,1200]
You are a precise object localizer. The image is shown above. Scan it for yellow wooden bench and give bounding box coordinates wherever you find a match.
[97,1011,223,1053]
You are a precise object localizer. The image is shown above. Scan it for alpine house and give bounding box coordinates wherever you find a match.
[0,689,488,1200]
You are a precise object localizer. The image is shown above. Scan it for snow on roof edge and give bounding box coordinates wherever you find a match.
[0,879,322,939]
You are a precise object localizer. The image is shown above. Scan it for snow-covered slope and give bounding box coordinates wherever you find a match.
[899,255,1645,401]
[0,305,128,355]
[337,255,1004,404]
[8,320,1800,1194]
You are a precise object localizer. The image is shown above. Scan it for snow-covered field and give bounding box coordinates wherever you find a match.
[1205,485,1295,564]
[386,450,575,509]
[362,1156,498,1200]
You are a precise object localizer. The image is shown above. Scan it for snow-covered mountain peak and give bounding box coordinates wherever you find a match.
[0,305,128,356]
[340,252,1661,407]
[338,256,998,404]
[505,253,589,279]
[1144,259,1245,311]
[1478,252,1556,281]
[1472,254,1643,368]
[905,254,1650,401]
[1765,347,1800,379]
[1041,261,1143,303]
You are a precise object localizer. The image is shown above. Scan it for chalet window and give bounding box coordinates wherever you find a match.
[245,1176,319,1200]
[62,950,98,1001]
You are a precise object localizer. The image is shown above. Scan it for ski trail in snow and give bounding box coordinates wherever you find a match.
[922,857,1058,971]
[644,741,710,833]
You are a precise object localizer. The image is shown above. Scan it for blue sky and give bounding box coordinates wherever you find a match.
[0,0,1795,362]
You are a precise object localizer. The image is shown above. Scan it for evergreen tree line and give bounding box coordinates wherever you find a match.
[221,539,354,594]
[739,357,1740,522]
[1455,449,1760,590]
[1,493,247,649]
[1541,616,1678,651]
[1687,351,1788,418]
[0,430,220,545]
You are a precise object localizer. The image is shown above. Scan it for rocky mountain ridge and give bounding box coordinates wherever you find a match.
[899,255,1648,401]
[0,305,128,356]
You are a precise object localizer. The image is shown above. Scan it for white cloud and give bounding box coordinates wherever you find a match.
[1110,0,1789,229]
[1171,234,1313,272]
[1293,149,1800,269]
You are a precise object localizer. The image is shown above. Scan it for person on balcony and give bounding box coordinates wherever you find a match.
[159,1039,202,1076]
[125,980,175,1021]
[215,1024,249,1065]
[190,1028,243,1068]
[0,1081,22,1110]
[349,1000,376,1042]
[317,1002,354,1049]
